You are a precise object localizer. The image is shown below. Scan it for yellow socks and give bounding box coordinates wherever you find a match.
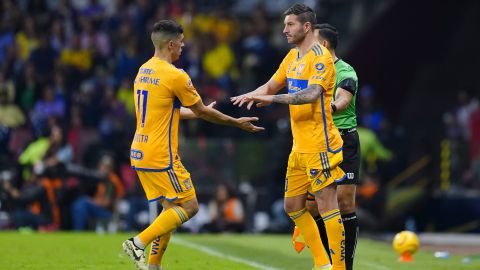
[148,232,172,267]
[323,209,346,270]
[138,206,188,246]
[289,209,331,268]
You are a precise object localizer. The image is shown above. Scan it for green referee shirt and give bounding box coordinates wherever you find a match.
[333,59,358,129]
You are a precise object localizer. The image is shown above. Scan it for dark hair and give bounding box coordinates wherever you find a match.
[314,23,338,49]
[152,20,183,37]
[284,3,316,26]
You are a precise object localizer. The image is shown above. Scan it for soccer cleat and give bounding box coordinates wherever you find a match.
[123,238,147,270]
[292,226,306,253]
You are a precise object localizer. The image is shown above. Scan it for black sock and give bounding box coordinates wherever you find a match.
[314,216,331,263]
[342,212,359,270]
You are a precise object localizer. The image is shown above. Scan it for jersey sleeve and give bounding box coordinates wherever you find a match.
[172,71,201,107]
[271,50,294,86]
[308,54,335,90]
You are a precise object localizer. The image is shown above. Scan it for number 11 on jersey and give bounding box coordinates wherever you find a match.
[136,89,148,127]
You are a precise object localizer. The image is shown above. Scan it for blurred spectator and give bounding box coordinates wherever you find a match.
[80,19,111,61]
[356,174,385,231]
[202,183,245,233]
[116,78,135,116]
[202,33,237,92]
[60,33,92,73]
[71,154,125,231]
[358,85,385,133]
[2,173,63,231]
[0,89,25,129]
[19,125,73,178]
[29,35,58,84]
[357,126,393,175]
[31,86,66,136]
[15,16,38,61]
[15,62,38,112]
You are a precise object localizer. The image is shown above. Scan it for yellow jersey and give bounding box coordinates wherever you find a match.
[130,57,201,171]
[272,43,342,153]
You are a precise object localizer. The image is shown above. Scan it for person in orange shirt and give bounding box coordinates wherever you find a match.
[122,20,263,270]
[232,4,345,270]
[203,183,245,233]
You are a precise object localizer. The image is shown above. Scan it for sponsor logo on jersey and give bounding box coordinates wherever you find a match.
[130,149,144,160]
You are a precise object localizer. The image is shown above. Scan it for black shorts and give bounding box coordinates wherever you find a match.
[338,128,360,185]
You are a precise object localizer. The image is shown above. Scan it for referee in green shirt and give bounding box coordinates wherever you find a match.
[309,23,360,270]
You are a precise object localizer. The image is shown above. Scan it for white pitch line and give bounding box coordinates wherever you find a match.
[358,261,391,270]
[172,238,282,270]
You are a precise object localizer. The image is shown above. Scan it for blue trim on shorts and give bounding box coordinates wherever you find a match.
[148,195,178,203]
[131,166,171,172]
[334,173,347,183]
[320,92,343,154]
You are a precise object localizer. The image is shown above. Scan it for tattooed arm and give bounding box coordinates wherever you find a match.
[248,84,324,107]
[273,84,323,105]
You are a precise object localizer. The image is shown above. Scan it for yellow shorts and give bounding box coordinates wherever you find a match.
[285,151,346,198]
[136,160,196,203]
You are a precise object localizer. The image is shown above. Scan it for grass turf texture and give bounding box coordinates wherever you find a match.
[0,232,479,269]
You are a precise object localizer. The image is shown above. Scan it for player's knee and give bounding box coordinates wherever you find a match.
[181,199,199,218]
[284,199,303,214]
[337,194,355,214]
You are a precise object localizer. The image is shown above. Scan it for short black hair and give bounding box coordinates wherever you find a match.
[152,20,184,36]
[284,3,316,26]
[151,20,183,48]
[314,23,338,49]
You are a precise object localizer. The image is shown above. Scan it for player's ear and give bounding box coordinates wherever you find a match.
[305,22,311,33]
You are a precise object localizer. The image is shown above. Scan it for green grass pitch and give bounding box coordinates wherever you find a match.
[0,231,478,269]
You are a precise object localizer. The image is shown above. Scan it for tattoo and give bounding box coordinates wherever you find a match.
[272,84,323,105]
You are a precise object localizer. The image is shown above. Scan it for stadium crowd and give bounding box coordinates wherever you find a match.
[0,0,400,232]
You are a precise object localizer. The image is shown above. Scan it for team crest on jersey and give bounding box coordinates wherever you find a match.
[296,64,305,76]
[184,178,192,190]
[316,178,323,185]
[315,63,325,73]
[310,169,319,178]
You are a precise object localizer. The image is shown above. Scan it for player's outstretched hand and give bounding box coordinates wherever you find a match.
[236,117,265,132]
[206,101,217,108]
[249,95,274,108]
[230,94,255,109]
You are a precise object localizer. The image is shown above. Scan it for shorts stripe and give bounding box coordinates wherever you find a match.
[320,152,331,178]
[167,170,182,193]
[323,152,332,178]
[170,169,183,192]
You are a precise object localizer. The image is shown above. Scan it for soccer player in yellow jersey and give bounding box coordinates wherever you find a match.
[122,20,263,270]
[231,4,346,270]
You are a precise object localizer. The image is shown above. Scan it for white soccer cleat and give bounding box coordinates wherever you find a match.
[122,238,147,270]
